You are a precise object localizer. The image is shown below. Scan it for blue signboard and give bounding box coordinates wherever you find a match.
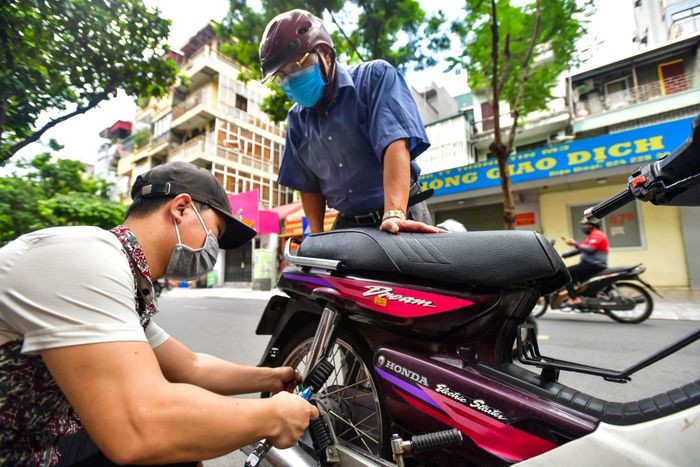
[419,117,695,197]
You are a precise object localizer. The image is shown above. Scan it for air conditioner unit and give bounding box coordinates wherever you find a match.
[552,131,575,143]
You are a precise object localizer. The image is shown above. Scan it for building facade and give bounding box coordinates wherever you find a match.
[116,23,294,285]
[419,34,700,289]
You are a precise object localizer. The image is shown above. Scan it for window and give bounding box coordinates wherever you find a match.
[569,201,643,248]
[236,94,248,112]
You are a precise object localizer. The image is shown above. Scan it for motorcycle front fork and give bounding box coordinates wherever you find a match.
[305,305,341,382]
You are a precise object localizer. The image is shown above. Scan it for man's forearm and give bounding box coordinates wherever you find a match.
[301,192,327,233]
[42,341,314,465]
[119,382,283,464]
[189,353,281,395]
[383,139,411,213]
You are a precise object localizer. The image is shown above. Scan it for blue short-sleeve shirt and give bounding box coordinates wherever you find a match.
[277,60,430,216]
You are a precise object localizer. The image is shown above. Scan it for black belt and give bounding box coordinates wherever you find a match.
[340,183,434,226]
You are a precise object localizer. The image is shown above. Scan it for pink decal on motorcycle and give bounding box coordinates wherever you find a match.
[402,386,558,461]
[320,276,474,318]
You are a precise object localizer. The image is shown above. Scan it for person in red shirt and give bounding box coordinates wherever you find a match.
[562,217,610,306]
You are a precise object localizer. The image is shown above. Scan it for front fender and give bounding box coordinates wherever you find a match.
[255,295,323,366]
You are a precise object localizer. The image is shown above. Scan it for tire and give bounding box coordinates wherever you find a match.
[273,321,392,460]
[531,295,549,318]
[603,282,654,324]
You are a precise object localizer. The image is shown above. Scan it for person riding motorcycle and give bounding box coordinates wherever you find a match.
[562,217,610,306]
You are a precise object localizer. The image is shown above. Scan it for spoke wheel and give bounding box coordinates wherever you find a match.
[277,323,390,459]
[602,282,654,324]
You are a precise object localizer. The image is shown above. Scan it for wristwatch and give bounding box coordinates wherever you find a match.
[382,209,406,222]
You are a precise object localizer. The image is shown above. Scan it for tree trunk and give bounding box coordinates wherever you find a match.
[489,0,516,230]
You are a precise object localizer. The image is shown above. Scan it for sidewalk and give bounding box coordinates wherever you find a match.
[163,286,700,321]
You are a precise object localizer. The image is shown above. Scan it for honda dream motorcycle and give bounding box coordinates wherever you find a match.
[246,117,700,467]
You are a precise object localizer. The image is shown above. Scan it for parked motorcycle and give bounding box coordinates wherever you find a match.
[248,116,700,467]
[153,279,172,298]
[530,262,659,323]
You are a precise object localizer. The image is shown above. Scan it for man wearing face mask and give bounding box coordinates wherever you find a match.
[259,9,444,235]
[562,217,610,306]
[0,161,319,466]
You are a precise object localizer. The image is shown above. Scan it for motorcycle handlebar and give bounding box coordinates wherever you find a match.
[584,187,635,222]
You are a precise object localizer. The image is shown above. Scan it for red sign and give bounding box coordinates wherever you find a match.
[515,212,536,226]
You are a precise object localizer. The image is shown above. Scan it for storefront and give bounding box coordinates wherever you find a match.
[421,117,698,288]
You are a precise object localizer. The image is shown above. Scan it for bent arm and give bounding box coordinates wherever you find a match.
[154,336,290,395]
[41,341,315,465]
[561,248,581,258]
[383,139,411,215]
[301,192,327,233]
[381,139,443,234]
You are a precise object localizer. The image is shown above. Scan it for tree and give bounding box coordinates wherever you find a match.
[450,0,587,229]
[0,0,180,164]
[216,0,451,122]
[0,149,126,245]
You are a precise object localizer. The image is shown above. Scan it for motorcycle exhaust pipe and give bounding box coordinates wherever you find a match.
[241,444,318,467]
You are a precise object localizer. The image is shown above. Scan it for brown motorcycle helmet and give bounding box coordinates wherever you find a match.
[259,9,334,83]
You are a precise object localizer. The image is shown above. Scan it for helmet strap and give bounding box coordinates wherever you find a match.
[311,48,337,114]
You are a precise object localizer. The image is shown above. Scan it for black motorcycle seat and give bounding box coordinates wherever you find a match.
[297,227,570,293]
[593,264,642,276]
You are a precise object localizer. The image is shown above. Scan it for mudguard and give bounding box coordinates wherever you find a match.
[255,295,323,367]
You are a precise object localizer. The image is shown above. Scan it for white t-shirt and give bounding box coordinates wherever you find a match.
[0,226,169,354]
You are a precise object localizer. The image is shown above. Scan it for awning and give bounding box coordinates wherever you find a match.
[281,210,338,237]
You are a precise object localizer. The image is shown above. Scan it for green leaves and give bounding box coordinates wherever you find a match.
[453,0,585,117]
[0,0,179,164]
[0,151,127,245]
[215,0,451,122]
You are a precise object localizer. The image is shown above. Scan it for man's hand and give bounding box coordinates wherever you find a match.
[380,218,447,234]
[267,391,320,448]
[564,237,578,246]
[269,366,303,393]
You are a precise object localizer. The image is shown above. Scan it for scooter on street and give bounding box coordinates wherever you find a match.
[246,116,700,466]
[530,262,659,323]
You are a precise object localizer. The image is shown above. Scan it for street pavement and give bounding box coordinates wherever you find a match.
[164,285,700,320]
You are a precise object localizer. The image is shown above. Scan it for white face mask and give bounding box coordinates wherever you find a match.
[165,205,220,281]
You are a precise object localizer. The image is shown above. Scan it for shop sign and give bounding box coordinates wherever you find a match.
[419,117,693,197]
[515,212,536,226]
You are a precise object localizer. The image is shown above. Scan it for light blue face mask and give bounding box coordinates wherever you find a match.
[280,63,326,109]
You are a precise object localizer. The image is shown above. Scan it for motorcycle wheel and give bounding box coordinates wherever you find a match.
[530,296,549,318]
[274,322,391,460]
[602,282,654,324]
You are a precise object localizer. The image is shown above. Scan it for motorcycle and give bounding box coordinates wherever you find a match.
[530,260,659,323]
[248,116,700,466]
[153,279,172,298]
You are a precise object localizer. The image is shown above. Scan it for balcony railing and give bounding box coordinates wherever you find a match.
[169,135,206,161]
[471,98,569,138]
[167,135,273,173]
[216,147,272,173]
[220,102,286,139]
[172,87,211,121]
[575,71,700,118]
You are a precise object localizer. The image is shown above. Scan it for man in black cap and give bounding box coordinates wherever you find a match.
[0,161,318,466]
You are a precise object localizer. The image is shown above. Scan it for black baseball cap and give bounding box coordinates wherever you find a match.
[131,161,257,249]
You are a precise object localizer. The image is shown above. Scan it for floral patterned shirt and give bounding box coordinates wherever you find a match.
[0,226,157,465]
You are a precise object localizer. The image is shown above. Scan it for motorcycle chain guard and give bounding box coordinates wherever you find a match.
[517,324,700,384]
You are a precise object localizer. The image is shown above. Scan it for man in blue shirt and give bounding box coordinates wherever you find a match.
[259,9,442,234]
